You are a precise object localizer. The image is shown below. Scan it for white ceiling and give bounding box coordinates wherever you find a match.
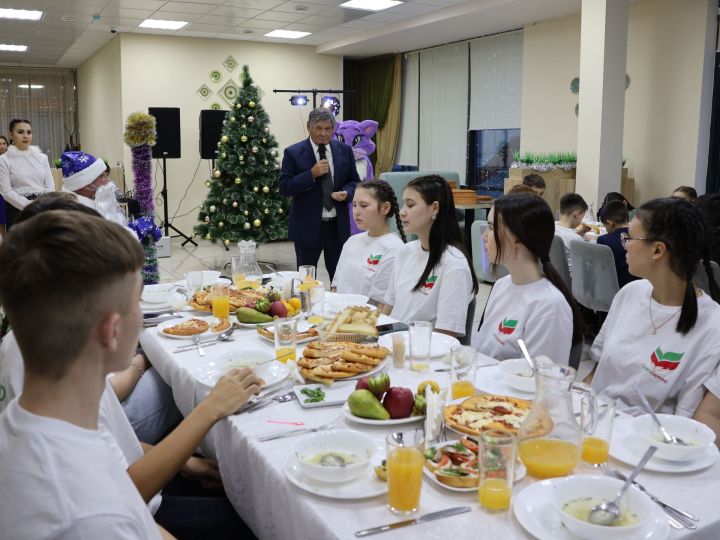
[0,0,583,68]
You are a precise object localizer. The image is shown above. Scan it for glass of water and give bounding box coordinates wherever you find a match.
[408,321,432,373]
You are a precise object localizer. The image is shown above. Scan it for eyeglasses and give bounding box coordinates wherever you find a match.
[620,232,655,248]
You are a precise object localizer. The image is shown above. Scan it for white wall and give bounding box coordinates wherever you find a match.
[78,33,342,234]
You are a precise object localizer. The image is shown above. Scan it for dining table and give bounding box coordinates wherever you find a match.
[140,314,720,540]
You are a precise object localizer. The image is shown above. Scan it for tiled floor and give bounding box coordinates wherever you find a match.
[159,237,493,326]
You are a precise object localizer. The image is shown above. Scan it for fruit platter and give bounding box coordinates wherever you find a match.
[344,374,429,424]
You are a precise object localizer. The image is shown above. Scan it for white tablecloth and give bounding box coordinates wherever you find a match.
[140,326,720,540]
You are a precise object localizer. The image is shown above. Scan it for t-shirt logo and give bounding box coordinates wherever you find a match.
[498,318,518,335]
[650,347,684,371]
[423,275,438,289]
[366,254,382,266]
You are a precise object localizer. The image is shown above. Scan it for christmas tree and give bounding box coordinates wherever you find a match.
[195,65,290,247]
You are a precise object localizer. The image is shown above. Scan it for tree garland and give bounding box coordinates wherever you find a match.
[124,112,160,284]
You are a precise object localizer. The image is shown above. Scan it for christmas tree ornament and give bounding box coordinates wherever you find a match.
[253,219,261,227]
[264,127,269,133]
[253,186,259,193]
[262,186,270,193]
[244,210,249,216]
[222,198,228,204]
[262,138,267,143]
[209,205,216,213]
[221,152,227,158]
[239,155,244,161]
[222,120,227,126]
[270,150,278,157]
[230,117,237,123]
[213,169,221,178]
[264,208,269,215]
[243,222,251,230]
[205,180,211,187]
[232,201,239,208]
[204,216,210,222]
[275,164,280,169]
[278,208,284,214]
[247,116,254,123]
[218,222,224,228]
[217,141,221,148]
[221,135,229,143]
[224,239,230,246]
[264,160,269,165]
[206,234,212,240]
[240,135,248,143]
[249,101,256,108]
[235,103,241,109]
[252,146,258,153]
[234,177,242,184]
[241,124,247,129]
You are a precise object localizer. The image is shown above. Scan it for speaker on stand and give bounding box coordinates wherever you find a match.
[199,109,230,250]
[148,107,197,247]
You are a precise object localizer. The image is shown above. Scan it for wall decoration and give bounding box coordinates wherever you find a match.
[570,73,630,116]
[220,80,239,104]
[197,84,212,100]
[211,102,222,110]
[223,55,238,72]
[210,70,222,83]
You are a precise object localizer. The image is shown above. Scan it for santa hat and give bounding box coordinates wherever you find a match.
[61,151,107,192]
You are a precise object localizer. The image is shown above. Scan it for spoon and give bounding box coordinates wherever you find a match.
[517,339,536,376]
[632,383,689,446]
[587,445,657,526]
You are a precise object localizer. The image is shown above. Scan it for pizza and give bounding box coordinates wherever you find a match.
[444,393,534,435]
[424,437,479,488]
[162,318,210,336]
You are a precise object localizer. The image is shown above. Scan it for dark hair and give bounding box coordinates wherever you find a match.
[9,118,31,133]
[559,192,588,216]
[17,192,102,223]
[598,191,634,219]
[636,197,720,334]
[404,175,478,294]
[508,184,536,195]
[599,200,629,225]
[673,186,698,201]
[356,180,406,242]
[491,193,585,345]
[0,135,8,144]
[522,173,545,189]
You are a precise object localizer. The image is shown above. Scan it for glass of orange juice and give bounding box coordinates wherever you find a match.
[273,317,297,364]
[478,430,516,512]
[450,345,477,399]
[386,431,424,515]
[581,396,615,466]
[210,283,230,320]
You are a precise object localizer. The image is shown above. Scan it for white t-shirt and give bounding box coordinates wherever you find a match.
[0,400,163,539]
[471,275,573,364]
[384,241,474,335]
[332,231,404,303]
[554,222,584,272]
[0,332,161,514]
[0,145,55,210]
[591,279,720,417]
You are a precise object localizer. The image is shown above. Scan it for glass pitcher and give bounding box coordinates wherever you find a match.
[517,362,597,479]
[232,240,262,289]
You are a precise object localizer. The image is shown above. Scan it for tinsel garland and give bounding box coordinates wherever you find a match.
[510,161,577,173]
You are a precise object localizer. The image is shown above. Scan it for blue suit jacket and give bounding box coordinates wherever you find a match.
[279,138,360,247]
[597,227,639,288]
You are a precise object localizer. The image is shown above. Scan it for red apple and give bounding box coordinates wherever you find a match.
[355,376,370,391]
[382,387,415,419]
[269,300,287,318]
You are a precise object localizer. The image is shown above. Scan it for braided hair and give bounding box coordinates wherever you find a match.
[356,180,407,243]
[491,193,585,345]
[636,197,719,334]
[405,175,479,294]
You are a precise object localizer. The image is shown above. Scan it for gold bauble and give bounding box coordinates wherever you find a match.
[222,198,228,204]
[205,180,211,187]
[224,239,231,246]
[218,222,224,228]
[262,138,267,143]
[204,216,210,222]
[249,101,256,108]
[234,177,242,185]
[221,135,229,143]
[230,117,237,123]
[262,186,269,193]
[244,210,249,216]
[209,205,216,213]
[264,208,269,215]
[253,219,261,227]
[253,186,259,193]
[205,234,212,240]
[264,127,269,133]
[264,160,269,166]
[243,222,251,230]
[278,208,284,214]
[239,155,245,161]
[213,170,221,178]
[240,135,248,143]
[221,152,227,158]
[216,141,221,148]
[235,103,242,109]
[270,150,278,157]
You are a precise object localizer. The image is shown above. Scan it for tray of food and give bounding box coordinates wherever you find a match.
[318,306,380,342]
[297,341,390,385]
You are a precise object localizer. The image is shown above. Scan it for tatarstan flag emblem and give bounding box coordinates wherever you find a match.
[498,318,518,335]
[367,254,382,266]
[650,347,684,371]
[423,275,438,289]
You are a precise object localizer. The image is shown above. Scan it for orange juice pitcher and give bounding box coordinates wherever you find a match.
[517,361,597,479]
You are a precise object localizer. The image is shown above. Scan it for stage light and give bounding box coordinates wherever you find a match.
[289,95,308,106]
[321,96,341,116]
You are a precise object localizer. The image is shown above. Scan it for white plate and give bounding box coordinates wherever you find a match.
[342,403,424,426]
[610,417,720,473]
[423,441,527,492]
[294,382,356,408]
[236,320,276,329]
[334,359,388,382]
[175,277,231,288]
[141,290,187,314]
[193,354,291,391]
[377,331,461,359]
[513,479,670,540]
[474,365,536,399]
[142,284,180,304]
[156,317,215,340]
[284,455,386,500]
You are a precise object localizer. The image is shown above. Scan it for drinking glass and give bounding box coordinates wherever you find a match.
[273,317,297,364]
[232,255,261,290]
[581,395,616,466]
[210,283,230,320]
[184,271,204,297]
[391,334,406,369]
[298,265,316,282]
[307,283,325,324]
[386,431,424,515]
[408,321,432,373]
[450,345,477,399]
[478,430,516,512]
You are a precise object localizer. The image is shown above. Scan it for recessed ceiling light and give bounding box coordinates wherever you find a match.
[339,0,403,11]
[139,19,188,30]
[0,8,43,21]
[264,29,311,39]
[0,44,28,52]
[18,84,44,89]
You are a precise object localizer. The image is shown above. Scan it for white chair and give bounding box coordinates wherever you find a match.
[693,260,720,294]
[570,241,619,312]
[470,220,508,283]
[549,234,572,290]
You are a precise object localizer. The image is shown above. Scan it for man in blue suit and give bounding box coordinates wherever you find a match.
[279,108,360,281]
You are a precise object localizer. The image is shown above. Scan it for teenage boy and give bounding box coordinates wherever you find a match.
[522,173,546,197]
[598,200,639,288]
[555,192,590,272]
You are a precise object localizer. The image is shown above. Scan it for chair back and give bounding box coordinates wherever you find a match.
[470,220,508,283]
[693,260,720,295]
[549,234,572,290]
[570,241,619,312]
[459,297,477,345]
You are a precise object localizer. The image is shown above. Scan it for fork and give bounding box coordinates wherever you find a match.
[193,334,205,356]
[601,465,697,529]
[258,415,343,442]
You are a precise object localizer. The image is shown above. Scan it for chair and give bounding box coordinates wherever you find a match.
[570,241,619,312]
[470,220,508,283]
[693,260,720,295]
[549,234,572,290]
[460,297,476,345]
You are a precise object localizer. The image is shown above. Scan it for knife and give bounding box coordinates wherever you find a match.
[354,506,471,537]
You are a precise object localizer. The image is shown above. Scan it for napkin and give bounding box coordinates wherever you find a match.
[424,385,448,444]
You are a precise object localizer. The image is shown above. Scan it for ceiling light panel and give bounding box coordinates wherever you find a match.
[263,29,311,39]
[339,0,403,11]
[0,8,43,21]
[139,19,189,30]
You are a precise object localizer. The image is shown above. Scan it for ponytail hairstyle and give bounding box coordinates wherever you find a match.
[491,193,585,345]
[672,185,698,202]
[9,118,31,135]
[405,175,478,294]
[356,180,406,243]
[636,197,720,334]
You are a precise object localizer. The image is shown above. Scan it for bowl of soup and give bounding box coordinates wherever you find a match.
[293,430,376,483]
[634,414,715,462]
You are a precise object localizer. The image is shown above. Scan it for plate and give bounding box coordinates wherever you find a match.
[255,319,318,341]
[342,403,424,426]
[513,479,670,540]
[193,353,291,392]
[174,277,231,289]
[294,382,355,408]
[141,289,187,314]
[142,284,180,304]
[284,455,386,500]
[423,441,527,492]
[377,331,461,359]
[610,417,720,473]
[156,317,214,340]
[474,365,535,399]
[236,320,275,329]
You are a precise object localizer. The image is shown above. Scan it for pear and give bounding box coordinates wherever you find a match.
[348,389,390,420]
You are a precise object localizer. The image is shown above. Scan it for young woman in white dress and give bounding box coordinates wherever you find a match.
[383,175,478,337]
[471,192,584,363]
[332,180,405,306]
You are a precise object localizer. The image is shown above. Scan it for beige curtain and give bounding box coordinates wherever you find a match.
[374,54,402,177]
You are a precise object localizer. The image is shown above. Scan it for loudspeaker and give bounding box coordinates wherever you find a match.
[148,107,181,159]
[199,109,227,160]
